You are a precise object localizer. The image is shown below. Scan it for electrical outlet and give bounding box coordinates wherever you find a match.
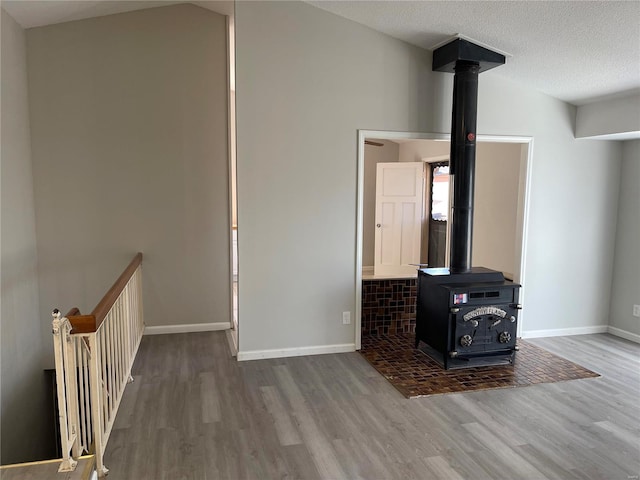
[633,305,640,318]
[342,311,351,325]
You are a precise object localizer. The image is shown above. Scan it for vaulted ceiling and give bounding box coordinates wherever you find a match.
[3,0,639,106]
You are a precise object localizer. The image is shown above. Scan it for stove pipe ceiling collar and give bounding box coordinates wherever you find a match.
[432,38,506,274]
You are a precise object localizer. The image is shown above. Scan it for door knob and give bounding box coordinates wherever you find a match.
[376,224,381,228]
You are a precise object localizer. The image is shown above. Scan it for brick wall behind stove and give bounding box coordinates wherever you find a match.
[362,279,417,335]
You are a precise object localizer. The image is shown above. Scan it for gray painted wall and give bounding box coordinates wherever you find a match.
[236,1,434,353]
[235,0,622,353]
[609,140,640,336]
[576,94,640,138]
[26,4,229,367]
[1,9,53,464]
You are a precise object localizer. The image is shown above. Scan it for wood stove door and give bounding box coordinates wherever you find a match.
[452,306,518,356]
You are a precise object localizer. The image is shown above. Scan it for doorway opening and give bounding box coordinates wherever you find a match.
[356,131,533,350]
[227,12,239,354]
[427,160,450,268]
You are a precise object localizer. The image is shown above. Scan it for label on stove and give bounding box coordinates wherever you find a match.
[463,306,508,321]
[453,293,468,304]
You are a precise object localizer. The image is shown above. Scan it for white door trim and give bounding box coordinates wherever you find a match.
[227,13,239,352]
[355,130,533,350]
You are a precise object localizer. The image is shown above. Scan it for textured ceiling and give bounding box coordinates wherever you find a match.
[3,1,638,105]
[308,0,640,106]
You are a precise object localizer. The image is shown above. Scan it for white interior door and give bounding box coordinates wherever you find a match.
[374,162,424,276]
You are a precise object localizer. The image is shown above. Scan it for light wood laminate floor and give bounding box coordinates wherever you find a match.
[104,333,640,479]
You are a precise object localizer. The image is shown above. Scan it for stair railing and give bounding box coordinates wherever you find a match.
[52,253,144,477]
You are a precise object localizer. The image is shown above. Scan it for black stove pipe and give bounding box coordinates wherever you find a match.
[432,38,505,274]
[449,61,479,274]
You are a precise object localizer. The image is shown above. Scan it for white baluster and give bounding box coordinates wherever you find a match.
[52,309,78,472]
[89,332,108,477]
[63,329,80,459]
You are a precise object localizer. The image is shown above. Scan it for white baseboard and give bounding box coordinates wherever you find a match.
[521,325,608,339]
[237,343,356,361]
[607,326,640,344]
[144,322,230,335]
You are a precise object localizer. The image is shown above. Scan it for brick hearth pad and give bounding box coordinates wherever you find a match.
[360,334,600,398]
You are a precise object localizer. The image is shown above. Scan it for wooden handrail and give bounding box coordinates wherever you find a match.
[64,307,91,334]
[91,252,142,324]
[67,315,99,335]
[65,307,81,317]
[67,253,142,334]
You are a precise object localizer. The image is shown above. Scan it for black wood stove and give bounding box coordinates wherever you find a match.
[415,38,522,369]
